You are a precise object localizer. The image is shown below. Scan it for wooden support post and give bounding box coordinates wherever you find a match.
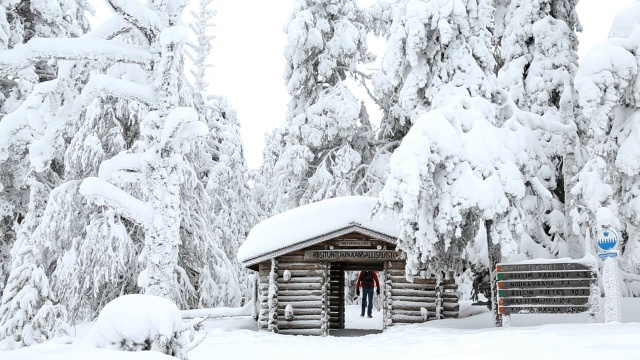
[435,277,443,320]
[268,258,279,333]
[321,262,329,336]
[383,261,392,329]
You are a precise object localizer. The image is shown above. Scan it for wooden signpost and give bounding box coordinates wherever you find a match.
[496,261,599,324]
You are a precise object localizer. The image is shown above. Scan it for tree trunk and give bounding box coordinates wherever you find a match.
[143,155,182,300]
[563,135,583,258]
[485,219,503,327]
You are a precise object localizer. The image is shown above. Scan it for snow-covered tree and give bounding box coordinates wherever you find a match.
[375,0,574,326]
[0,180,70,348]
[259,0,390,215]
[574,3,640,287]
[0,0,92,290]
[0,0,242,317]
[496,0,584,259]
[373,0,495,142]
[185,0,258,304]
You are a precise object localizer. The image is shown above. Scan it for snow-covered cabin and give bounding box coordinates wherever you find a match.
[238,196,460,336]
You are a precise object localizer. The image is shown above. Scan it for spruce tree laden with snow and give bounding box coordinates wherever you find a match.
[375,0,574,325]
[259,0,390,215]
[0,0,92,289]
[496,0,584,259]
[0,0,242,314]
[186,0,260,304]
[0,181,70,348]
[574,3,640,294]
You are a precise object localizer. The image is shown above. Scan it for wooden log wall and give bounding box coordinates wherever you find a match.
[387,261,460,325]
[258,251,327,336]
[329,264,345,330]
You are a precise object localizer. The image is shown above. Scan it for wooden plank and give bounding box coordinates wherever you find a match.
[388,276,438,284]
[391,309,428,316]
[279,277,323,283]
[279,295,323,302]
[499,297,589,306]
[391,289,459,298]
[498,288,591,297]
[278,290,323,297]
[276,308,322,316]
[392,302,460,311]
[275,255,305,263]
[277,263,326,271]
[391,282,458,290]
[275,270,325,278]
[497,279,594,289]
[498,306,590,315]
[277,283,323,291]
[279,315,323,321]
[390,314,427,323]
[497,262,591,272]
[390,295,459,303]
[496,270,596,281]
[278,300,323,308]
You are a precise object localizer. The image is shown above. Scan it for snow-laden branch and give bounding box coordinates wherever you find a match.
[79,177,155,226]
[70,74,155,119]
[0,80,58,157]
[86,15,134,40]
[499,89,577,133]
[0,38,153,75]
[108,0,163,41]
[98,152,145,184]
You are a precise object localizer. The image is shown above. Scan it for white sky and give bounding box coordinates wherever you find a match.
[89,0,636,169]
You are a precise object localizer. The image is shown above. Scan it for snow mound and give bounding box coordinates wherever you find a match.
[82,295,190,359]
[237,196,399,264]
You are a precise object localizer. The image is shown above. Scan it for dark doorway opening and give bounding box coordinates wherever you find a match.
[329,262,384,336]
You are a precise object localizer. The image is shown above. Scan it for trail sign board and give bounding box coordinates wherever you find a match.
[496,261,598,317]
[304,249,404,261]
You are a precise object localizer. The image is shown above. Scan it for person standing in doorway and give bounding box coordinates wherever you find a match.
[356,270,380,318]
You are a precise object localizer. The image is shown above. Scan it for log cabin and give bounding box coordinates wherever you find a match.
[237,196,460,336]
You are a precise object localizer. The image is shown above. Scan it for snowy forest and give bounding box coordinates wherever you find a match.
[2,0,640,356]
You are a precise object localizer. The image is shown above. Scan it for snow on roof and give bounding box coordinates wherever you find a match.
[237,196,400,265]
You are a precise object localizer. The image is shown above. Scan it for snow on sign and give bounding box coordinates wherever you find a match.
[496,262,599,318]
[596,229,619,251]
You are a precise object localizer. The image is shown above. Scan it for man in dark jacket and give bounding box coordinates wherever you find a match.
[356,271,380,318]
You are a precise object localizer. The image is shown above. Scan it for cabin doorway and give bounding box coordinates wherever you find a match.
[329,262,384,335]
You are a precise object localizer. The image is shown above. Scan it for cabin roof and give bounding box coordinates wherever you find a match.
[237,196,400,267]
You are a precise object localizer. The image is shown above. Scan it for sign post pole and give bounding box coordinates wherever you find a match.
[596,228,621,323]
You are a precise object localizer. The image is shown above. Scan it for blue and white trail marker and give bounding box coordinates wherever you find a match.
[596,229,619,251]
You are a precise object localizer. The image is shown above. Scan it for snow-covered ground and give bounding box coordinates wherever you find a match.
[4,299,640,360]
[344,304,383,330]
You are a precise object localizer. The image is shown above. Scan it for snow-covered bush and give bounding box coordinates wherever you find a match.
[83,294,205,360]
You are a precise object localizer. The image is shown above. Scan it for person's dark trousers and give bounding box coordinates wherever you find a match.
[361,286,374,317]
